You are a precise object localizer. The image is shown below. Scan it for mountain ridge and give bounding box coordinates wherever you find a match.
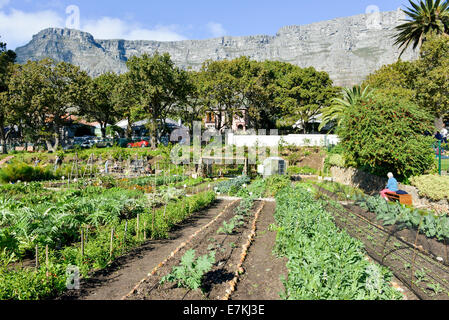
[15,9,419,86]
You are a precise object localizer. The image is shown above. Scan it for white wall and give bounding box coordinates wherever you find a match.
[226,133,340,147]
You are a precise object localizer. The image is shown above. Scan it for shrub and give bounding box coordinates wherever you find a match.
[287,166,317,175]
[327,154,345,168]
[0,162,56,183]
[265,175,291,197]
[338,92,435,181]
[410,175,449,201]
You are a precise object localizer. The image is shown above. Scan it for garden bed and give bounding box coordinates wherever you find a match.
[314,185,449,300]
[125,199,265,300]
[316,185,449,266]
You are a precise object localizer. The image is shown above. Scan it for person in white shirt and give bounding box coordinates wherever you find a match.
[442,123,448,143]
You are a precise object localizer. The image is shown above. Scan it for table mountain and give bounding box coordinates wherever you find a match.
[15,9,418,86]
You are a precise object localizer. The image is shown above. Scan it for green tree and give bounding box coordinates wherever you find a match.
[394,0,449,56]
[319,85,374,132]
[0,40,16,154]
[79,72,120,138]
[112,73,138,139]
[198,58,246,132]
[274,65,339,133]
[174,70,205,132]
[414,33,449,127]
[338,92,435,180]
[363,60,417,94]
[125,53,190,149]
[8,59,89,152]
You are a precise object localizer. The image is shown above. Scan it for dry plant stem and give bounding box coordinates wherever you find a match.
[124,220,128,245]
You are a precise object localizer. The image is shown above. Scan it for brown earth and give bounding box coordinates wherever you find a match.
[57,199,234,300]
[230,201,288,300]
[127,200,258,300]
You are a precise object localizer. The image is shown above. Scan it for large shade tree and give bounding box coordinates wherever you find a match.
[125,53,190,149]
[0,39,16,153]
[8,59,89,152]
[273,65,339,133]
[79,72,120,138]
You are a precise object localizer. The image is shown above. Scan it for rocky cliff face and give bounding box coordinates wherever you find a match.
[15,9,418,86]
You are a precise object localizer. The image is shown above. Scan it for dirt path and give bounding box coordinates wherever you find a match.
[58,199,233,301]
[231,201,288,300]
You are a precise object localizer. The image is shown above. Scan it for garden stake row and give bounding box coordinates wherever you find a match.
[121,199,239,300]
[222,201,265,300]
[325,200,449,299]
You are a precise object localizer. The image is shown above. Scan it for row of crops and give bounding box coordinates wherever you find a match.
[315,180,449,245]
[0,180,216,300]
[274,184,403,300]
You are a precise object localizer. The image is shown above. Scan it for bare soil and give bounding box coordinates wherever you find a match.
[126,200,283,301]
[57,199,234,300]
[230,201,288,300]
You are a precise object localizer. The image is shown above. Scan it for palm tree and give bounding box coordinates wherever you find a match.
[394,0,449,57]
[318,86,373,132]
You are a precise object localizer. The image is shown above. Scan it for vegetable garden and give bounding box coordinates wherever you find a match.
[2,164,449,300]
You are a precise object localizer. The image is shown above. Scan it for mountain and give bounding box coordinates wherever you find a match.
[15,9,418,87]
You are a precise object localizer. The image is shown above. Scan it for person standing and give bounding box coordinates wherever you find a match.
[441,123,448,143]
[380,172,399,200]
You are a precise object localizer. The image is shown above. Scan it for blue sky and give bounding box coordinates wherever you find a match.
[0,0,409,50]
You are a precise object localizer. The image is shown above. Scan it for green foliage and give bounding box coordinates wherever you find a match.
[215,175,250,195]
[217,220,238,235]
[160,249,215,291]
[319,85,374,131]
[415,34,449,118]
[264,175,291,197]
[287,166,318,175]
[125,53,190,149]
[338,91,435,180]
[357,195,449,242]
[0,189,216,300]
[327,154,345,168]
[394,0,449,56]
[0,162,56,183]
[410,174,449,201]
[274,185,402,300]
[273,64,339,132]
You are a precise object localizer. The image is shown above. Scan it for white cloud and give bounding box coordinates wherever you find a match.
[0,9,64,49]
[207,22,227,37]
[82,17,187,41]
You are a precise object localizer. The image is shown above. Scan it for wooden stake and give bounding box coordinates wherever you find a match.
[45,245,49,278]
[136,214,140,240]
[81,228,84,258]
[110,228,115,259]
[124,220,128,245]
[35,245,39,269]
[143,221,147,241]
